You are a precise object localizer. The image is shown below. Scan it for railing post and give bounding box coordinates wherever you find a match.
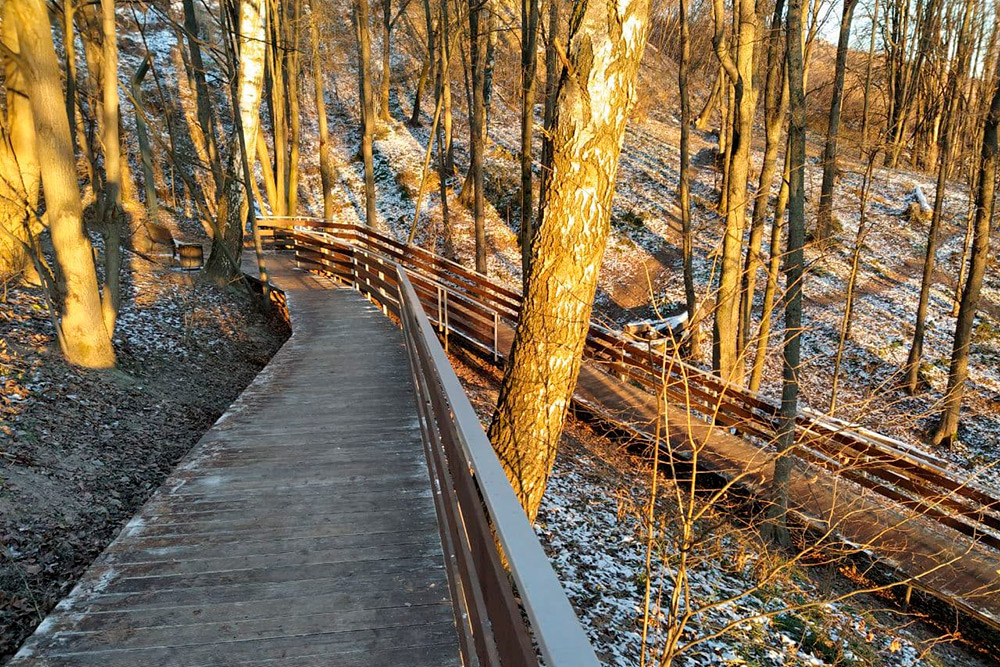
[443,289,449,353]
[493,311,499,362]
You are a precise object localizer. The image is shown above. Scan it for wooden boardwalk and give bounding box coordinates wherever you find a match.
[10,258,461,665]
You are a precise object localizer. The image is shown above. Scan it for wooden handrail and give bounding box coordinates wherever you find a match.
[396,266,601,667]
[257,217,1000,550]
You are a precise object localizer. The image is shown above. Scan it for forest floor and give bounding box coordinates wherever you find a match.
[0,236,289,659]
[452,349,993,667]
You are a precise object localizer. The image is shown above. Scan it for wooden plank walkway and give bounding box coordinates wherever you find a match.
[9,256,461,666]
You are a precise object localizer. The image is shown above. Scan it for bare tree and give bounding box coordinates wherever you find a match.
[765,0,806,545]
[678,0,701,361]
[519,0,540,287]
[904,0,977,394]
[309,0,334,220]
[8,0,116,367]
[488,0,652,520]
[931,55,1000,446]
[711,0,759,384]
[814,0,860,240]
[467,0,487,274]
[356,0,377,226]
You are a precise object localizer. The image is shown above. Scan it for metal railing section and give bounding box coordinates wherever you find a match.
[397,266,600,666]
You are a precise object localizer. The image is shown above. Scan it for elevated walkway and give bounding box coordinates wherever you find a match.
[10,263,460,665]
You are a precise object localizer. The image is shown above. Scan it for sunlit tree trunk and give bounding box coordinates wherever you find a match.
[309,0,334,220]
[711,0,759,384]
[488,0,652,520]
[205,0,266,280]
[409,0,435,126]
[356,0,377,227]
[10,0,115,367]
[931,57,1000,446]
[286,0,302,215]
[1,2,39,281]
[739,0,785,355]
[182,0,223,192]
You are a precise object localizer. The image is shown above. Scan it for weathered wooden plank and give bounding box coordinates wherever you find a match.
[10,258,460,665]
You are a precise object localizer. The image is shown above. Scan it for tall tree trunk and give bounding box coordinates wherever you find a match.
[739,0,786,356]
[711,0,759,384]
[536,0,559,224]
[182,0,223,192]
[356,0,377,226]
[766,0,806,546]
[205,0,267,280]
[930,57,999,446]
[519,0,539,287]
[678,0,700,360]
[487,0,652,520]
[468,0,486,273]
[10,0,115,367]
[1,0,39,281]
[815,0,859,240]
[379,0,391,121]
[309,0,334,220]
[409,0,435,126]
[99,0,122,336]
[286,0,302,215]
[904,0,975,393]
[830,152,877,412]
[859,0,879,157]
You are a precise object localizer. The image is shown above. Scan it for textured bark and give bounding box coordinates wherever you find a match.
[10,0,115,367]
[206,0,266,279]
[519,0,539,287]
[309,0,334,220]
[488,0,652,520]
[2,2,39,214]
[931,57,1000,446]
[814,0,858,240]
[678,0,700,360]
[356,0,377,227]
[738,0,785,356]
[265,0,287,217]
[766,0,806,546]
[711,0,759,384]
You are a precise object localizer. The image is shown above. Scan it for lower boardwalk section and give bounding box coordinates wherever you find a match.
[10,269,460,666]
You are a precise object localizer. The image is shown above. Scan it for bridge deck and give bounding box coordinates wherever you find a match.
[10,258,460,665]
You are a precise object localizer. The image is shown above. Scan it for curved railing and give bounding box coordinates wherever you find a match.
[256,215,1000,633]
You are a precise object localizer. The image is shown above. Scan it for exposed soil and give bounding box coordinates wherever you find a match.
[0,250,289,661]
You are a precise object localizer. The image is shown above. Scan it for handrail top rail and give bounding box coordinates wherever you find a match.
[395,266,601,667]
[267,218,999,509]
